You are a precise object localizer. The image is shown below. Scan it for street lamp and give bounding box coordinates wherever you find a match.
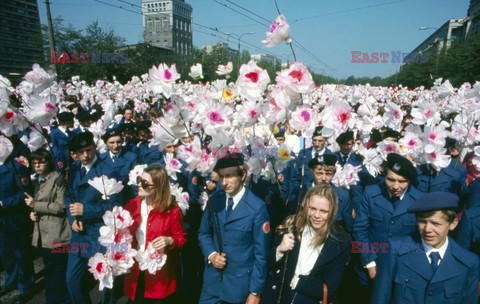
[226,31,255,67]
[419,27,441,77]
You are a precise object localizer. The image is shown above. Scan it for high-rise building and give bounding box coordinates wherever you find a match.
[0,0,43,84]
[466,0,480,38]
[142,0,192,55]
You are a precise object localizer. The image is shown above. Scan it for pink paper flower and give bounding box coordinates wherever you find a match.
[411,102,440,126]
[103,206,134,230]
[0,136,13,166]
[275,62,315,95]
[165,154,182,181]
[136,243,167,275]
[148,63,180,97]
[88,253,113,290]
[216,62,233,77]
[106,246,137,276]
[262,14,291,47]
[24,94,58,126]
[382,102,403,131]
[289,106,317,137]
[236,60,270,101]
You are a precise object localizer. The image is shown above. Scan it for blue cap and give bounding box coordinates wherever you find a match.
[408,192,459,213]
[308,154,337,168]
[213,152,244,171]
[386,153,417,181]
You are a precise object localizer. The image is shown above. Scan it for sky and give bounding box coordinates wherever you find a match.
[38,0,471,80]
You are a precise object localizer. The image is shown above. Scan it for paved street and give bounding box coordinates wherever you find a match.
[0,257,129,304]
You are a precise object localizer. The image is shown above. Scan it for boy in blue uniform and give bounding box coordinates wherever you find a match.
[334,131,362,167]
[0,151,34,304]
[371,192,479,304]
[65,132,123,303]
[353,153,422,296]
[135,121,164,165]
[198,153,271,304]
[50,111,74,175]
[99,128,137,200]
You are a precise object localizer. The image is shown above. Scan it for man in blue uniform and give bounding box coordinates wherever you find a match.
[135,121,164,165]
[50,111,74,175]
[353,153,422,285]
[416,138,468,199]
[290,126,333,206]
[371,192,479,304]
[72,110,91,134]
[334,130,362,167]
[65,131,123,303]
[198,152,271,304]
[99,128,137,200]
[0,149,34,304]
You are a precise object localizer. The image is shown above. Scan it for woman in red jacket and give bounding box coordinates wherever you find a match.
[124,164,187,303]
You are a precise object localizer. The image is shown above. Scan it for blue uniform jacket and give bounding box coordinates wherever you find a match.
[198,188,271,303]
[456,180,480,257]
[334,151,363,167]
[137,142,165,165]
[0,160,33,232]
[371,237,479,304]
[66,159,123,258]
[416,159,468,197]
[353,183,423,266]
[291,147,333,191]
[99,149,137,200]
[262,223,351,304]
[49,127,72,170]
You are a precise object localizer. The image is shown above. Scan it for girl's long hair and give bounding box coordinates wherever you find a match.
[144,164,174,212]
[293,184,339,248]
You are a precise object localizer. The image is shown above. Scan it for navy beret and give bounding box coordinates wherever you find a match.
[312,126,323,138]
[134,121,152,132]
[382,128,401,140]
[102,128,122,142]
[386,153,417,180]
[336,131,354,145]
[76,110,91,122]
[57,112,74,123]
[274,128,285,138]
[213,152,244,171]
[408,192,459,213]
[308,154,337,168]
[69,131,95,151]
[120,123,135,133]
[444,137,458,150]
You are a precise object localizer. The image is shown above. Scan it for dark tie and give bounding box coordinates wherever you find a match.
[226,197,234,218]
[314,152,319,159]
[112,155,118,163]
[391,196,400,209]
[430,251,441,271]
[343,155,348,164]
[80,167,87,179]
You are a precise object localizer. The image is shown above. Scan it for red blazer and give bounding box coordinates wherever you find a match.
[123,196,187,300]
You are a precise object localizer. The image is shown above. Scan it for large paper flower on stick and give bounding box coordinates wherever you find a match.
[136,243,167,275]
[0,136,13,166]
[88,176,124,200]
[262,14,291,47]
[148,63,180,98]
[236,60,270,101]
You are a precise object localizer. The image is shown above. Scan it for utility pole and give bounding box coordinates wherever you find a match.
[45,0,57,77]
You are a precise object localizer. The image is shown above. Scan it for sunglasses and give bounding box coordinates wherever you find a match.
[136,176,154,189]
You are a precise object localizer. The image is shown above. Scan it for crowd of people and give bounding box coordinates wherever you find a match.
[1,62,480,304]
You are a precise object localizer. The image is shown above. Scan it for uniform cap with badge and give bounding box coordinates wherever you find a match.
[69,131,95,152]
[308,154,337,169]
[386,153,417,181]
[336,130,354,145]
[312,126,324,138]
[102,128,122,142]
[213,152,245,171]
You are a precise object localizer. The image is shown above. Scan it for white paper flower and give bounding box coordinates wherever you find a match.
[165,154,182,181]
[88,175,124,200]
[262,14,291,47]
[136,243,167,275]
[0,136,13,166]
[216,62,233,77]
[128,164,148,186]
[106,246,137,276]
[331,163,361,189]
[188,63,203,80]
[88,253,113,290]
[473,146,480,171]
[103,206,134,230]
[170,182,189,215]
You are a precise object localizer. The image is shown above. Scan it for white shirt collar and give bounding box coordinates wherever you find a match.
[82,155,97,174]
[109,150,121,160]
[58,126,69,136]
[423,237,449,262]
[226,186,246,211]
[388,188,407,200]
[312,147,326,158]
